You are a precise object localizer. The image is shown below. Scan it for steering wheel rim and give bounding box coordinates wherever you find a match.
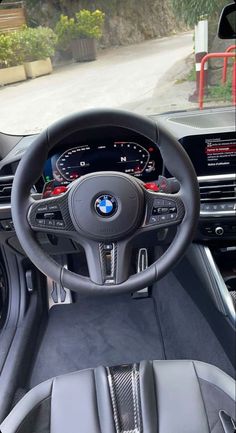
[11,109,200,295]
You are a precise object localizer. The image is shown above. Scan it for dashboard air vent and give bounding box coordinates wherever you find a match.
[199,178,236,202]
[0,176,14,204]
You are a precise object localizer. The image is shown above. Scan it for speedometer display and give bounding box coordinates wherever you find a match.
[56,142,150,181]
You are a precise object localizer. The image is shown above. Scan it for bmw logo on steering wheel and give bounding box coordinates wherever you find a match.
[95,194,118,217]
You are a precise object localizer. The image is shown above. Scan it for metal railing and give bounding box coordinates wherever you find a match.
[222,45,236,84]
[199,52,236,109]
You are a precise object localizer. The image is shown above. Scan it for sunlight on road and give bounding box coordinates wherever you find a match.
[0,32,193,134]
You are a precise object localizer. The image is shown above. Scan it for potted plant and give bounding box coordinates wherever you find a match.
[0,32,26,86]
[56,10,105,62]
[22,26,57,79]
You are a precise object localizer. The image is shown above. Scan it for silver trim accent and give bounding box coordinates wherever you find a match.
[200,210,235,217]
[203,246,235,326]
[47,261,72,309]
[133,248,149,297]
[0,204,11,211]
[201,197,235,201]
[137,248,148,273]
[220,246,236,252]
[198,174,235,182]
[0,175,14,182]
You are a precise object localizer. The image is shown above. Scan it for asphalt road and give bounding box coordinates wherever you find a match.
[0,32,193,135]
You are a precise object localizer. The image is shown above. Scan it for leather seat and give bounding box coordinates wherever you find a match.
[1,360,235,433]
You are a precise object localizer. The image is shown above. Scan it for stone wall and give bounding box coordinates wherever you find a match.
[26,0,179,47]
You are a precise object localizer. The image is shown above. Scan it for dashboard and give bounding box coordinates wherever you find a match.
[0,107,235,244]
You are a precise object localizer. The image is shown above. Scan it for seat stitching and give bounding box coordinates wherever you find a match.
[192,361,211,433]
[131,365,141,433]
[93,369,103,433]
[50,376,56,433]
[131,367,138,431]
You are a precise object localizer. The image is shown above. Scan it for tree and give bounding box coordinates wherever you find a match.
[171,0,226,26]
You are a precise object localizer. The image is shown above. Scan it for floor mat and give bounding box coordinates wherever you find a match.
[29,295,164,388]
[153,272,235,377]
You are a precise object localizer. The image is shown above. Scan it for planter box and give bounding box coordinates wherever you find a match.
[0,65,26,86]
[71,38,97,62]
[24,58,53,79]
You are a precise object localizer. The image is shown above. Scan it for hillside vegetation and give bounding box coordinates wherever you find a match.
[16,0,179,47]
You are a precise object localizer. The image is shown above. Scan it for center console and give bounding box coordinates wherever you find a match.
[179,132,236,327]
[179,132,236,241]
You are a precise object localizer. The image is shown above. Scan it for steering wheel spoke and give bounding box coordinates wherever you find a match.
[83,239,131,285]
[27,191,75,236]
[143,190,185,229]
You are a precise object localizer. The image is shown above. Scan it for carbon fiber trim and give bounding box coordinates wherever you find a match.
[28,192,74,232]
[107,364,142,433]
[99,242,117,284]
[230,291,236,308]
[143,189,185,228]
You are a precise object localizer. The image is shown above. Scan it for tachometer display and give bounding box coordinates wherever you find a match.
[56,142,150,181]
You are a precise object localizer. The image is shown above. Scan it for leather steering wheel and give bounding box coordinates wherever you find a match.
[11,109,200,295]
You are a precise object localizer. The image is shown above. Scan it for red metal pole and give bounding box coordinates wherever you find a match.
[232,61,236,105]
[199,52,236,110]
[222,45,236,84]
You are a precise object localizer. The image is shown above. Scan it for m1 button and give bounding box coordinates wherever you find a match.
[37,219,45,226]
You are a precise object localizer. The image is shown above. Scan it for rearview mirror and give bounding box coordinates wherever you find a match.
[218,2,236,39]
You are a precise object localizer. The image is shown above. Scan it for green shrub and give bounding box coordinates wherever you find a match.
[0,31,25,68]
[75,10,105,39]
[55,15,75,50]
[207,80,232,102]
[0,26,57,69]
[55,10,105,50]
[20,26,58,62]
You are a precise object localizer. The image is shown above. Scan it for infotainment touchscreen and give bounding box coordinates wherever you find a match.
[180,132,236,176]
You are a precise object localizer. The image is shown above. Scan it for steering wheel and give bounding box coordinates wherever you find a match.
[11,109,200,295]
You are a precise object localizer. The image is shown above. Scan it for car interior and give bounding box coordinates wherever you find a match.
[0,2,235,433]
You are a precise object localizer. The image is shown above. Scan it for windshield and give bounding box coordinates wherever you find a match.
[0,0,234,135]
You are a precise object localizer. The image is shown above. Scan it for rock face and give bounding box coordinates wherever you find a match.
[26,0,178,47]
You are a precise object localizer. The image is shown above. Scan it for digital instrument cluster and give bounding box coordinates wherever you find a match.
[43,140,162,187]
